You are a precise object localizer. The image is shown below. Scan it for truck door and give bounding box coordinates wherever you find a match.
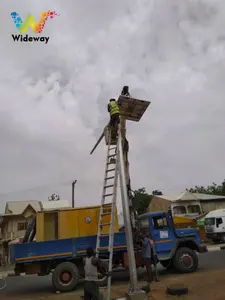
[150,214,176,258]
[216,217,224,233]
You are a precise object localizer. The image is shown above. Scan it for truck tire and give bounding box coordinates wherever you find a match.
[52,262,79,292]
[167,284,188,296]
[172,247,198,273]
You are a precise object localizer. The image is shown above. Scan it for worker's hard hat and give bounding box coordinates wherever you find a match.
[109,98,116,102]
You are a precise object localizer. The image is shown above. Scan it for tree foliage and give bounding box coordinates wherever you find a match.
[48,193,60,201]
[132,188,163,215]
[187,179,225,196]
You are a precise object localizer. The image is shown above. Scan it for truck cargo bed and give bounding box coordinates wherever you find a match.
[10,232,127,264]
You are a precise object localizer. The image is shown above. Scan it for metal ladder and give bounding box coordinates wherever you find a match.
[96,125,120,300]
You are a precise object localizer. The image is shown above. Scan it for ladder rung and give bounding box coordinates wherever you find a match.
[108,154,116,158]
[103,193,113,197]
[104,184,114,189]
[106,168,115,172]
[100,223,111,227]
[102,203,112,207]
[107,162,115,165]
[105,176,114,181]
[97,247,112,251]
[109,147,116,151]
[101,212,111,216]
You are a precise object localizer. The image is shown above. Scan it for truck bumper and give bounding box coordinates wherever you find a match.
[198,244,208,253]
[206,233,222,240]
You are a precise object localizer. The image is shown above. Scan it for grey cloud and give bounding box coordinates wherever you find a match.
[0,0,225,212]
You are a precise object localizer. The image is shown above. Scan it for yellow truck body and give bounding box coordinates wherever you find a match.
[36,205,119,242]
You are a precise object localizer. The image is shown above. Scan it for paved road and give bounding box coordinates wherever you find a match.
[0,250,224,299]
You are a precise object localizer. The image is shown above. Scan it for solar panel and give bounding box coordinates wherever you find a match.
[117,95,151,122]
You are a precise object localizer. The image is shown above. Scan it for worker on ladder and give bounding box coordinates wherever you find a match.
[108,98,120,139]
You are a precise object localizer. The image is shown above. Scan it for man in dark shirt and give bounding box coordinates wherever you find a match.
[141,232,154,282]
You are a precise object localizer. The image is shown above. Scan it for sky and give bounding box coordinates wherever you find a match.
[0,0,225,213]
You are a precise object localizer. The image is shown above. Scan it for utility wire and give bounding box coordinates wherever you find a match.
[0,180,72,197]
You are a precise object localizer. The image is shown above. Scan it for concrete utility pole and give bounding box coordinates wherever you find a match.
[90,86,150,300]
[72,180,77,208]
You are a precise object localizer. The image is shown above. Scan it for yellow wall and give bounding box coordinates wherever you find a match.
[36,205,119,241]
[58,210,79,239]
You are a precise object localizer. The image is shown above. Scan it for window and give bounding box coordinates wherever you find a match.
[152,216,168,229]
[216,218,223,227]
[187,205,201,214]
[205,218,215,225]
[173,206,186,215]
[17,222,28,231]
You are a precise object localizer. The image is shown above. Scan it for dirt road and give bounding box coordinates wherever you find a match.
[1,249,225,300]
[3,268,224,300]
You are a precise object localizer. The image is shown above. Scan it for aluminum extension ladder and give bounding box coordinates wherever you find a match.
[96,124,120,300]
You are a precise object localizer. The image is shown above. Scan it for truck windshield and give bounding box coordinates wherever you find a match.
[205,218,215,225]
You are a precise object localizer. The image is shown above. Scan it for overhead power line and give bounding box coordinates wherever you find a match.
[0,180,72,197]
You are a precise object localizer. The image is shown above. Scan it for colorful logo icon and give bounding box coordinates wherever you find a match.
[10,11,59,34]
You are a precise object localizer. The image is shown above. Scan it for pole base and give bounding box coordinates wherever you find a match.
[125,290,148,300]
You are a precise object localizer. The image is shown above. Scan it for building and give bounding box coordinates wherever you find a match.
[0,200,71,265]
[148,191,225,218]
[0,201,41,264]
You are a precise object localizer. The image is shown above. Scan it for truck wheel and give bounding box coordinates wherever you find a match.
[172,247,198,273]
[167,284,188,296]
[52,262,79,292]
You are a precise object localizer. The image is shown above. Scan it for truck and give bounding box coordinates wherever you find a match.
[9,208,207,293]
[205,209,225,243]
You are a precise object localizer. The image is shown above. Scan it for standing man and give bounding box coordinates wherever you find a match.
[121,86,130,97]
[108,98,120,137]
[84,247,111,300]
[141,232,154,282]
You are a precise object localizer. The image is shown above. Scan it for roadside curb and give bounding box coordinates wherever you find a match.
[0,271,26,277]
[207,246,223,252]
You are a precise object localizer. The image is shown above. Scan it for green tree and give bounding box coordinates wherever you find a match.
[187,179,225,196]
[132,188,163,215]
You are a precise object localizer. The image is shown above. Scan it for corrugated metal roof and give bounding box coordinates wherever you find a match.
[5,200,41,215]
[41,200,71,211]
[193,193,225,200]
[154,191,225,202]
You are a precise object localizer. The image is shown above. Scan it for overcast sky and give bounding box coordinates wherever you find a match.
[0,0,225,213]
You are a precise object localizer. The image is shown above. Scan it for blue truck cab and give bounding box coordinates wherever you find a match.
[138,211,207,271]
[9,210,207,292]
